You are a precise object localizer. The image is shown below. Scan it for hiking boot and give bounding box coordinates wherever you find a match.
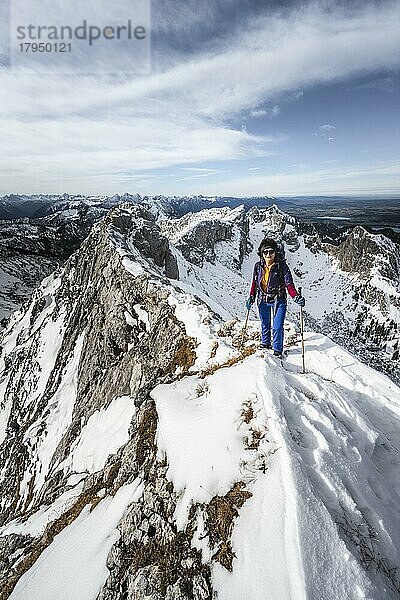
[259,343,271,350]
[273,350,283,358]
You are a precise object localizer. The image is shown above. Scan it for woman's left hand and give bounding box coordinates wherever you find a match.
[294,294,305,307]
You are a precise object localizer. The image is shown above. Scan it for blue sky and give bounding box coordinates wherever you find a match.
[0,0,399,196]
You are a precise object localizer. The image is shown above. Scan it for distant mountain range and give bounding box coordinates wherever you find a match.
[2,192,399,228]
[0,193,283,220]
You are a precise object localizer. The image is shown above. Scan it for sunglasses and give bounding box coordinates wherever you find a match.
[262,249,275,255]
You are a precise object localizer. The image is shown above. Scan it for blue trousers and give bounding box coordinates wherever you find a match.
[258,299,287,352]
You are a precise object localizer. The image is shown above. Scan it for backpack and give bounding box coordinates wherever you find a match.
[275,240,286,261]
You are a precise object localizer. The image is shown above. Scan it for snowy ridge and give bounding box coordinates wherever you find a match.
[0,204,399,599]
[153,214,400,597]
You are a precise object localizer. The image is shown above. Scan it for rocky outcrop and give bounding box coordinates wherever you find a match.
[0,205,108,326]
[160,206,249,269]
[95,401,213,600]
[332,226,386,276]
[1,199,400,598]
[0,205,188,517]
[330,225,400,286]
[176,219,232,267]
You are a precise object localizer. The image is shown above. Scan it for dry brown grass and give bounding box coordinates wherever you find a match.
[195,380,210,397]
[135,402,158,474]
[239,399,254,425]
[245,428,265,450]
[209,341,219,358]
[202,482,252,572]
[216,319,240,338]
[199,346,256,378]
[169,336,197,374]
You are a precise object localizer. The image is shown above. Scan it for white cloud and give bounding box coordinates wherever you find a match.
[0,1,399,192]
[177,167,220,180]
[291,90,304,100]
[250,109,267,118]
[0,116,270,193]
[250,106,281,118]
[315,123,336,141]
[187,161,400,197]
[181,167,218,172]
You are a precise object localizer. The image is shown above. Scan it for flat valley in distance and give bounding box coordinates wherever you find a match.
[274,196,400,245]
[277,196,400,230]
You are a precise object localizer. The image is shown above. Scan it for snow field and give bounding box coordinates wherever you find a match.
[9,480,144,600]
[271,335,400,598]
[153,359,269,528]
[0,482,85,537]
[58,395,136,475]
[20,330,85,501]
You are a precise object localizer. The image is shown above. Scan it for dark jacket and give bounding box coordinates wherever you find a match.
[250,259,297,304]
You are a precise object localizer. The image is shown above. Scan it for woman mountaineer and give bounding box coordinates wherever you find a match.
[246,238,305,358]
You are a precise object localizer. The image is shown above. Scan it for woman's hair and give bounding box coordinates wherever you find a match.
[257,238,279,258]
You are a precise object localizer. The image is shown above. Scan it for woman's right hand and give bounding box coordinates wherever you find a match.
[246,297,255,310]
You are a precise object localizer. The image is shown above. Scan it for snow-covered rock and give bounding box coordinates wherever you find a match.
[0,204,400,599]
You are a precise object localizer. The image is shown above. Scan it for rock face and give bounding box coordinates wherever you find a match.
[0,204,256,600]
[160,206,249,269]
[0,205,107,325]
[327,226,400,370]
[332,226,394,276]
[0,205,198,595]
[0,206,189,515]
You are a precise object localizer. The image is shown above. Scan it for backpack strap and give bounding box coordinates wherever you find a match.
[254,261,266,304]
[265,260,286,298]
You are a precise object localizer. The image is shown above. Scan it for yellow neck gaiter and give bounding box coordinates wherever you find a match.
[261,262,274,292]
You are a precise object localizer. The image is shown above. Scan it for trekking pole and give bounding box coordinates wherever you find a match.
[240,307,250,350]
[298,286,306,373]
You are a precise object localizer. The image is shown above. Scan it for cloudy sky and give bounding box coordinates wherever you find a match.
[0,0,399,197]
